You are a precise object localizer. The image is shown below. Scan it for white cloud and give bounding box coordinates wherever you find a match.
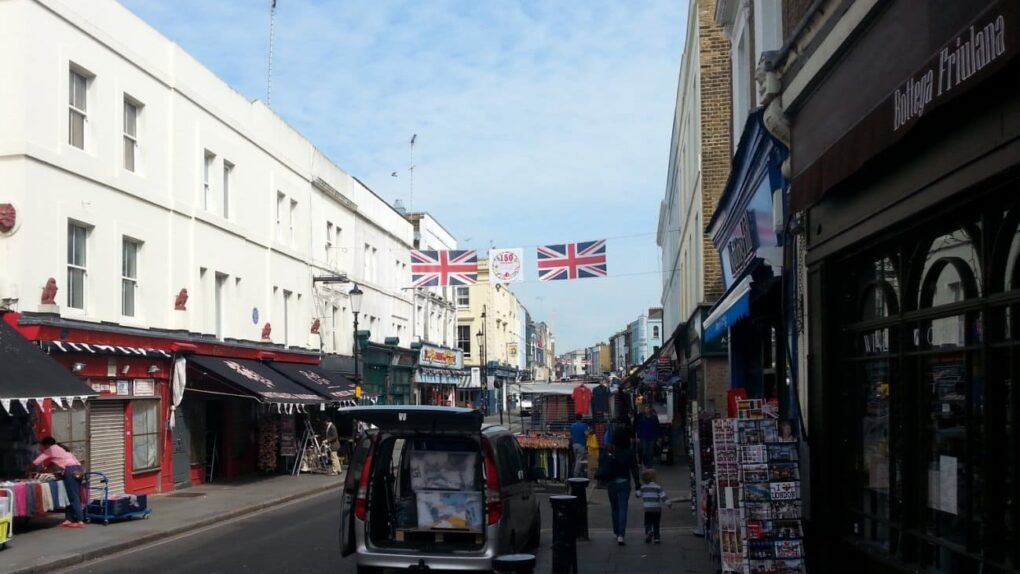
[120,0,688,351]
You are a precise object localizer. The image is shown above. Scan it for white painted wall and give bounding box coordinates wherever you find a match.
[0,0,413,353]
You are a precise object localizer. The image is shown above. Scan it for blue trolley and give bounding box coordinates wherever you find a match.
[84,471,152,525]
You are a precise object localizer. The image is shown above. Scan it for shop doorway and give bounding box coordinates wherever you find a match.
[172,406,192,487]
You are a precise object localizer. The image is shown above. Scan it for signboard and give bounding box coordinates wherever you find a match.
[506,343,519,357]
[419,344,463,369]
[488,248,524,284]
[133,379,155,397]
[470,367,481,388]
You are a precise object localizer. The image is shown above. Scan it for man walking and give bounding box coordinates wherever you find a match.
[570,413,589,478]
[635,404,659,468]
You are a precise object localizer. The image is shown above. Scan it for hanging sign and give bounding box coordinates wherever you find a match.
[489,248,524,284]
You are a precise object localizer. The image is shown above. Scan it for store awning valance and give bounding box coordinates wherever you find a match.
[414,367,470,386]
[42,340,172,358]
[188,355,325,405]
[703,276,753,343]
[267,361,359,406]
[0,319,96,412]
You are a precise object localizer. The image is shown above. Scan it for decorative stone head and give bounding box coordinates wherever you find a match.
[261,323,272,340]
[41,278,58,305]
[0,204,15,234]
[310,319,321,334]
[174,288,189,311]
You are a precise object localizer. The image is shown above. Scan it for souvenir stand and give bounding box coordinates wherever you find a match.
[709,399,806,573]
[0,401,79,522]
[516,382,611,482]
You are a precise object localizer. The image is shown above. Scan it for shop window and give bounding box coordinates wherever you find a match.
[917,228,982,309]
[131,400,160,471]
[51,404,88,467]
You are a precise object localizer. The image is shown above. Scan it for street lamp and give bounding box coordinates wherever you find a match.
[350,284,364,402]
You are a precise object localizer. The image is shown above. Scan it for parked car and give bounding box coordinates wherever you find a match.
[338,406,543,573]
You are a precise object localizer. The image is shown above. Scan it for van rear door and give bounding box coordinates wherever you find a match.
[339,433,374,557]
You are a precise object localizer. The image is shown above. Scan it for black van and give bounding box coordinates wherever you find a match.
[338,406,542,573]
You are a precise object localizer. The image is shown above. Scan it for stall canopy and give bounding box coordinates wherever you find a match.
[188,355,325,407]
[0,318,96,413]
[267,361,360,406]
[703,275,753,343]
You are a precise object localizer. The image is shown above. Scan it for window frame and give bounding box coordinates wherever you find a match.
[456,286,470,307]
[457,324,472,357]
[68,67,88,149]
[67,222,88,309]
[123,97,140,172]
[130,400,161,472]
[203,150,216,211]
[121,237,140,317]
[222,160,233,219]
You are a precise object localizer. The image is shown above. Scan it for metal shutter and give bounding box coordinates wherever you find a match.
[89,400,126,495]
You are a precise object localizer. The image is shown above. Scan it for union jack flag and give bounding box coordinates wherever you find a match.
[537,240,607,281]
[411,250,478,287]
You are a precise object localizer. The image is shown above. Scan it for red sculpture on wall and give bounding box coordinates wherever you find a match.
[0,203,15,233]
[41,278,58,305]
[261,323,272,339]
[310,319,321,334]
[174,288,188,311]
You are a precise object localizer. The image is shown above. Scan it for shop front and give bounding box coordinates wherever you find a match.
[358,337,416,406]
[0,314,97,524]
[413,344,468,407]
[704,109,789,415]
[792,1,1020,570]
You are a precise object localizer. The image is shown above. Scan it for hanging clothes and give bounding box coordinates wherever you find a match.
[591,384,611,415]
[572,385,592,416]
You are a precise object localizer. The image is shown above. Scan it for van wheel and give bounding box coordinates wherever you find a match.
[525,509,541,550]
[356,566,382,574]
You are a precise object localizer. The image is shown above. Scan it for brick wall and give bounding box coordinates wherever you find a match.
[697,0,732,302]
[702,357,731,415]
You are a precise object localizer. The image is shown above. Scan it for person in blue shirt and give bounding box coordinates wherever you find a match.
[570,414,589,478]
[634,404,660,468]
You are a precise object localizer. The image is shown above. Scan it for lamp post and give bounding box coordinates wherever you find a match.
[476,329,484,415]
[350,284,364,402]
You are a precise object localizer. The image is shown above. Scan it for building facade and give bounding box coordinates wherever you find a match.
[657,0,733,415]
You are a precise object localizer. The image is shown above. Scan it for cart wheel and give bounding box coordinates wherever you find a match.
[103,520,109,525]
[144,513,151,519]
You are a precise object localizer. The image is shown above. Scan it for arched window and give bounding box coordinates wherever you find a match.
[917,228,982,308]
[653,326,660,338]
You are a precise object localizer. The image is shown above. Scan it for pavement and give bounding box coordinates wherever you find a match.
[2,437,718,574]
[2,473,343,574]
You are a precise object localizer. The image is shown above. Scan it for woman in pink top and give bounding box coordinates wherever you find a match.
[33,436,85,527]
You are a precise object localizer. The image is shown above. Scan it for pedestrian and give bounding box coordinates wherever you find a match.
[596,426,640,545]
[635,468,672,543]
[31,436,85,528]
[570,413,589,478]
[635,403,659,468]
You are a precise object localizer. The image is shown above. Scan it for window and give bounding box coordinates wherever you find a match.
[331,304,340,352]
[122,238,139,317]
[67,222,88,309]
[283,289,292,346]
[131,400,160,471]
[457,325,472,356]
[364,244,372,282]
[326,221,334,261]
[68,68,87,149]
[123,99,139,171]
[215,272,227,340]
[51,404,88,466]
[222,161,233,218]
[653,326,660,338]
[289,199,297,245]
[456,286,470,307]
[203,151,215,210]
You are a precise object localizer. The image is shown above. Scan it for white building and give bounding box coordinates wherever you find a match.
[404,211,458,348]
[0,0,414,354]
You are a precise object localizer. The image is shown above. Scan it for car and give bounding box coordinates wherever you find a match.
[338,406,543,573]
[518,397,533,417]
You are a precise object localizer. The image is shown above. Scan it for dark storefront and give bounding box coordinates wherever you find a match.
[359,338,416,406]
[792,1,1020,571]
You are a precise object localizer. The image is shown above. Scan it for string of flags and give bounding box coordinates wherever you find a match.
[411,240,608,286]
[0,396,89,415]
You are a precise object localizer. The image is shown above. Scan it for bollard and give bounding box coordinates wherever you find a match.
[566,477,590,541]
[494,553,537,574]
[549,495,578,574]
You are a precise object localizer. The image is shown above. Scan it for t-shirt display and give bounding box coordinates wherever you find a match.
[572,385,592,416]
[591,384,611,415]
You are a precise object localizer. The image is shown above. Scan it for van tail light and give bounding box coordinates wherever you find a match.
[354,450,373,522]
[482,440,502,526]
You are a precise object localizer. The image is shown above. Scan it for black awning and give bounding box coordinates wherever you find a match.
[0,319,97,407]
[188,355,325,405]
[267,362,358,405]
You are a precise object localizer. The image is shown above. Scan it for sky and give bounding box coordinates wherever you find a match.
[119,0,688,353]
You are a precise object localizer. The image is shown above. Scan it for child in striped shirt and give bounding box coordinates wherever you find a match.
[635,468,671,543]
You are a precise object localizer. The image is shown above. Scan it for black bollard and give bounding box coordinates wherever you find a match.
[566,477,590,541]
[549,495,578,574]
[494,553,537,574]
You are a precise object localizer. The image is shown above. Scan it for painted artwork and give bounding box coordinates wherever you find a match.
[415,490,483,532]
[409,451,478,491]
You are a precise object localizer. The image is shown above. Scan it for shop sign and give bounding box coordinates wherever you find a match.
[133,379,155,397]
[116,380,131,396]
[507,342,519,357]
[727,211,759,279]
[419,344,463,369]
